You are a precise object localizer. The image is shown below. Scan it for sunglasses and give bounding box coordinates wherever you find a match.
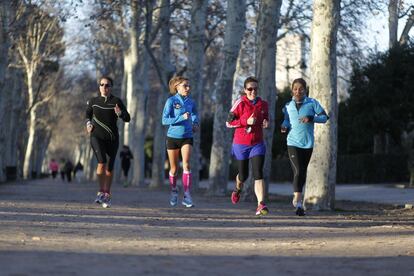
[100,83,112,88]
[246,87,257,91]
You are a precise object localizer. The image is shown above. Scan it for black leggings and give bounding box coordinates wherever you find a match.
[288,146,313,193]
[90,136,119,171]
[237,155,265,182]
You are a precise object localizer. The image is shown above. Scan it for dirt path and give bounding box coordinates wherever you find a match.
[1,178,414,275]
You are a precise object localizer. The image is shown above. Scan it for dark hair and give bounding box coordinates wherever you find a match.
[291,78,307,90]
[244,76,258,88]
[99,76,114,86]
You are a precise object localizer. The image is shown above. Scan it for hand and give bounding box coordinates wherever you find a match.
[182,112,190,120]
[299,116,311,123]
[86,123,94,133]
[262,119,269,129]
[114,104,122,116]
[247,113,256,125]
[281,126,287,133]
[192,124,199,132]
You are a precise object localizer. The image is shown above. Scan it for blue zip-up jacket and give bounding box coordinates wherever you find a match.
[162,93,199,139]
[281,97,328,149]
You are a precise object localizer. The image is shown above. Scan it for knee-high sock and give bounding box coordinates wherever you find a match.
[182,171,192,193]
[169,173,177,190]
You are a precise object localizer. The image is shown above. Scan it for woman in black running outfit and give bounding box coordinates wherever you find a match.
[85,76,130,208]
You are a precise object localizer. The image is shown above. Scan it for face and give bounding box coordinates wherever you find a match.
[292,82,306,102]
[244,82,258,100]
[176,80,191,97]
[99,78,112,96]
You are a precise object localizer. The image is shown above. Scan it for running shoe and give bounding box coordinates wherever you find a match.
[101,193,111,208]
[95,192,104,204]
[170,189,178,207]
[231,189,242,204]
[182,193,194,208]
[295,206,305,216]
[255,202,269,216]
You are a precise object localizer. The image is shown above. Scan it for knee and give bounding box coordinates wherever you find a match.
[238,172,248,183]
[182,162,190,172]
[96,163,105,175]
[253,171,263,181]
[105,170,113,177]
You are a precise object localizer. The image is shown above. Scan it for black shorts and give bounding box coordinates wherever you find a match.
[90,136,119,171]
[166,137,193,150]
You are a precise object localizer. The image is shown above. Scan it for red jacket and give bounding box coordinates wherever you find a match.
[226,95,269,145]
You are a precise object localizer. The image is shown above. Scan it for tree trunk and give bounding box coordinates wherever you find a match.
[388,0,399,48]
[187,0,208,188]
[255,0,282,199]
[208,0,246,195]
[23,71,37,179]
[149,0,175,189]
[399,9,414,46]
[304,0,340,210]
[0,1,12,181]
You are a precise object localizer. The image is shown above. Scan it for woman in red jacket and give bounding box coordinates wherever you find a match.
[226,77,269,216]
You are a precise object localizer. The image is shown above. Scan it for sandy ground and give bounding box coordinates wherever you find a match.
[1,178,414,276]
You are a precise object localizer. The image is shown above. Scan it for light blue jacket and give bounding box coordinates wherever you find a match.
[162,94,199,139]
[281,97,328,149]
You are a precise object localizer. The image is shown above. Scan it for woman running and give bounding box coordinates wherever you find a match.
[226,76,269,216]
[85,76,130,208]
[162,76,199,208]
[281,78,328,216]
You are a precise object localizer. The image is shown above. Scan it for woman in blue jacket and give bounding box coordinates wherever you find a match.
[281,78,328,216]
[162,76,199,208]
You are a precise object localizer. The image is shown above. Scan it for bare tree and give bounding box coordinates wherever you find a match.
[209,0,246,195]
[12,2,65,179]
[304,0,341,210]
[255,0,283,198]
[187,0,208,189]
[149,0,175,189]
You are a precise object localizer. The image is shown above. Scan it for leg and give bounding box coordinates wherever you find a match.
[251,155,265,205]
[96,163,106,192]
[105,139,119,194]
[167,149,180,190]
[288,146,302,203]
[231,159,249,204]
[181,144,192,193]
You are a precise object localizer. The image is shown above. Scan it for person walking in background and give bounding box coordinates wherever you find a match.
[86,76,130,208]
[49,159,59,179]
[64,160,74,182]
[226,77,269,216]
[73,161,84,183]
[162,76,199,208]
[119,145,133,187]
[281,78,329,216]
[59,158,66,181]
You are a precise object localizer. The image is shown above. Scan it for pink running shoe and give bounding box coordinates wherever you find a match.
[255,202,269,216]
[231,189,241,204]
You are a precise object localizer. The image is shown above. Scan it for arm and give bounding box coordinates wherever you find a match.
[226,100,248,128]
[281,106,291,130]
[116,99,131,122]
[312,100,329,123]
[191,100,199,126]
[162,98,187,125]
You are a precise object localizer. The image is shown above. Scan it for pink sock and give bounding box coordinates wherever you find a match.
[169,173,177,190]
[182,171,192,193]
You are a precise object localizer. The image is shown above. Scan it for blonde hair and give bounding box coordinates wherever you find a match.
[168,76,189,94]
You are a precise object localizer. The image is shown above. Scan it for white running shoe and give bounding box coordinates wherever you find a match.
[182,193,194,208]
[170,189,178,207]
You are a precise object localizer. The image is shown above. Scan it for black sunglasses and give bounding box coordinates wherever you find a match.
[246,87,257,91]
[100,83,112,88]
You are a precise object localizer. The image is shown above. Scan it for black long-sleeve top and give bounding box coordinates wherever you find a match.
[85,94,130,141]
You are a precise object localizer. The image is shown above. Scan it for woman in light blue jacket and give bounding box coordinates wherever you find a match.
[281,78,328,216]
[162,76,199,208]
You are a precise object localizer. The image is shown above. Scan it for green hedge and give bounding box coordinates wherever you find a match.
[229,154,409,183]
